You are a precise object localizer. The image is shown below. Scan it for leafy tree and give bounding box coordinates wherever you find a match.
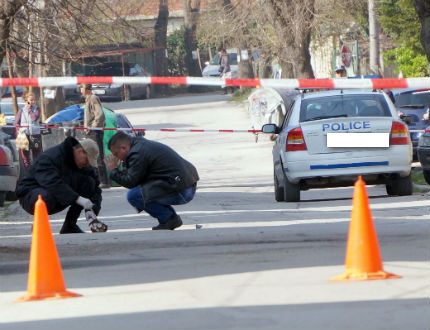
[167,27,187,76]
[379,0,428,76]
[414,0,430,70]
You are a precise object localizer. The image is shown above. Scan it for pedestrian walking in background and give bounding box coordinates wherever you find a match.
[105,131,199,230]
[15,91,43,171]
[80,83,110,188]
[16,137,107,234]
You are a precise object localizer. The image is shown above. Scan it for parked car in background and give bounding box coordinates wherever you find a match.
[262,89,413,202]
[64,63,151,102]
[202,49,238,78]
[391,88,430,159]
[1,86,24,98]
[0,131,19,206]
[0,97,25,138]
[417,126,430,184]
[202,49,262,78]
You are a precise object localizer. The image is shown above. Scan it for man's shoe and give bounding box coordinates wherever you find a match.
[152,215,183,230]
[60,223,85,234]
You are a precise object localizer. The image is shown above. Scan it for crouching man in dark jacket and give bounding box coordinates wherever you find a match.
[16,136,105,234]
[105,131,199,230]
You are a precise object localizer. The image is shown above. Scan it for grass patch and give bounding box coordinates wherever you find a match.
[229,87,256,102]
[412,171,427,186]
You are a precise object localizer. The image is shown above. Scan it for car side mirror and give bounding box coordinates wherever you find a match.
[205,61,209,66]
[262,124,280,134]
[400,114,413,124]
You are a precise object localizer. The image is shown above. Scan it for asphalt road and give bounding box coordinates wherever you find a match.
[0,92,429,330]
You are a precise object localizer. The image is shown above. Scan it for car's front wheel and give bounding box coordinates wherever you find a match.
[386,174,413,196]
[423,169,430,185]
[283,174,300,202]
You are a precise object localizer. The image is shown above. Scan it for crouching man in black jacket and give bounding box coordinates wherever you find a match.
[105,131,199,230]
[16,136,104,234]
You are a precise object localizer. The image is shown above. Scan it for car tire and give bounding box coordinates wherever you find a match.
[6,191,17,201]
[385,174,413,196]
[283,174,300,202]
[0,192,6,207]
[423,170,430,185]
[144,85,151,99]
[274,171,285,202]
[122,86,131,101]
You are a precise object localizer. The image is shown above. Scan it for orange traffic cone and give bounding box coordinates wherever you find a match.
[15,195,81,302]
[329,176,401,281]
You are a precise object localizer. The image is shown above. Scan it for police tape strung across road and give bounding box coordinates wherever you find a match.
[3,124,424,134]
[1,76,430,89]
[5,124,262,134]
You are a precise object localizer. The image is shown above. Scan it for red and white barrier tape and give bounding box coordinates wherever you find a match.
[6,124,261,134]
[1,76,430,89]
[4,124,424,134]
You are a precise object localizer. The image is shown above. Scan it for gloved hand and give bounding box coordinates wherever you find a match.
[76,196,94,210]
[85,210,108,233]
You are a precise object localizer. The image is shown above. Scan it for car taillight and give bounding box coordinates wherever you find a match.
[286,127,307,151]
[0,147,10,166]
[390,121,409,145]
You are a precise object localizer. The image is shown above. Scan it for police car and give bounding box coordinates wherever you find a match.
[262,89,413,202]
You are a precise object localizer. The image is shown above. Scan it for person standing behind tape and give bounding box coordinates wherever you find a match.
[104,131,199,230]
[80,83,110,189]
[219,48,231,94]
[15,91,43,170]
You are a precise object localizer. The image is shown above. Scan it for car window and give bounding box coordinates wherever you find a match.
[116,114,131,128]
[299,94,391,122]
[209,53,238,65]
[282,100,296,129]
[88,63,130,76]
[0,102,25,116]
[395,90,430,107]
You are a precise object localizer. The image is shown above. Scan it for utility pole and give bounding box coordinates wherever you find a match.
[368,0,380,75]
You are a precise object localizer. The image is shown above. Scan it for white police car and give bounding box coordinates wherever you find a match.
[262,89,413,202]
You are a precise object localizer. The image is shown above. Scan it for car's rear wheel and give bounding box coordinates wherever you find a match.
[385,174,413,196]
[283,174,300,202]
[274,171,285,202]
[0,191,6,207]
[144,85,151,99]
[423,169,430,185]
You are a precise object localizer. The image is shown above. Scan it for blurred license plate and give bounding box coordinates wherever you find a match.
[93,89,105,95]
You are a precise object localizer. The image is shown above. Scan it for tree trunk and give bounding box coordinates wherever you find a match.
[415,0,430,73]
[183,0,202,77]
[265,0,315,78]
[368,0,380,75]
[0,1,26,65]
[154,0,169,94]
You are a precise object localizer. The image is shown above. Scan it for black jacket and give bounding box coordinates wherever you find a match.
[110,137,199,202]
[16,136,102,211]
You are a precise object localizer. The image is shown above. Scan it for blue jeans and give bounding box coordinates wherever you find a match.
[127,186,196,224]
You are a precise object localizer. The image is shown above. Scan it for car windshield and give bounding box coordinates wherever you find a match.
[0,102,24,116]
[395,90,430,108]
[88,63,129,76]
[209,53,238,65]
[300,94,391,122]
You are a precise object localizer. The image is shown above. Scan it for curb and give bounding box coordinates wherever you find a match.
[413,183,430,193]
